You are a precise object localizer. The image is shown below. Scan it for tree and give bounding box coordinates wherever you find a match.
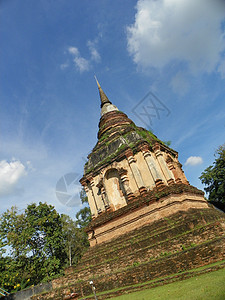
[0,190,92,294]
[66,187,91,265]
[62,215,89,267]
[0,203,67,291]
[200,144,225,208]
[0,207,31,292]
[0,207,28,258]
[163,140,171,146]
[24,202,66,282]
[75,188,91,228]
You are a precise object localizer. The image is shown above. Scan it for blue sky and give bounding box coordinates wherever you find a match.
[0,0,225,219]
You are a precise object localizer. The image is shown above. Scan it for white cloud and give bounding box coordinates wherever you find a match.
[87,40,101,62]
[127,0,225,74]
[185,156,203,166]
[68,47,79,56]
[0,136,84,217]
[68,46,90,73]
[0,159,27,197]
[74,56,90,72]
[65,39,101,73]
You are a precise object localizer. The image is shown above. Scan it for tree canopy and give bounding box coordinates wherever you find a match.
[0,192,91,294]
[0,203,66,290]
[200,144,225,209]
[75,188,91,228]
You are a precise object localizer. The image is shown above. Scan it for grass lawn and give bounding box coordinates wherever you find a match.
[110,268,225,300]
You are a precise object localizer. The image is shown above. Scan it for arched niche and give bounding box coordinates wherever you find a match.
[104,168,127,210]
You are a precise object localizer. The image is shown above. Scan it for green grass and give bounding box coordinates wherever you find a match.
[110,268,225,300]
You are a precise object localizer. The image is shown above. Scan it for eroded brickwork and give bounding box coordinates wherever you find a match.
[31,207,225,300]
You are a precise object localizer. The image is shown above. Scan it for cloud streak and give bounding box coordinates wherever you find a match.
[87,40,101,63]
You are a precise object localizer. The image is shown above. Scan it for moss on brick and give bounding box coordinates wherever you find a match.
[83,110,178,176]
[31,207,225,300]
[86,184,204,231]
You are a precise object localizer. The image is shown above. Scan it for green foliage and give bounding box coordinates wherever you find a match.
[0,200,91,294]
[132,261,140,267]
[68,187,91,264]
[0,191,92,294]
[181,244,186,251]
[61,214,89,267]
[76,207,91,228]
[0,255,32,293]
[79,187,88,204]
[98,133,109,143]
[199,144,225,204]
[75,188,91,228]
[0,203,67,291]
[86,143,129,173]
[159,251,172,257]
[135,128,152,145]
[163,140,171,146]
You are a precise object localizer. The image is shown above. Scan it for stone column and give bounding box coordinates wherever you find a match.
[118,168,135,201]
[96,179,110,209]
[91,179,105,213]
[143,151,164,183]
[83,184,98,217]
[153,144,175,185]
[125,150,147,195]
[138,144,164,188]
[101,185,110,208]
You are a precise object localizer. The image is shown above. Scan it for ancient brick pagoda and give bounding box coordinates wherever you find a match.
[80,78,208,246]
[31,81,225,300]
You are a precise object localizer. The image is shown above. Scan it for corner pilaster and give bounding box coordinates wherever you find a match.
[153,143,175,185]
[125,149,147,195]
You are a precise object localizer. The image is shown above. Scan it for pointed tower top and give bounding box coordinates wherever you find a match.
[94,75,112,108]
[94,75,101,89]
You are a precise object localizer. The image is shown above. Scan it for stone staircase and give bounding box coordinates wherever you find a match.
[31,207,225,299]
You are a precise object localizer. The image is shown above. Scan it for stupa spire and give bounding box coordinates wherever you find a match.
[94,75,112,108]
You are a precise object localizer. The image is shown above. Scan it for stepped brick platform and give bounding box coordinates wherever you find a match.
[31,206,225,300]
[85,261,225,300]
[85,183,208,246]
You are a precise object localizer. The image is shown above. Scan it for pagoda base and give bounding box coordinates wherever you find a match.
[86,184,208,246]
[32,205,225,300]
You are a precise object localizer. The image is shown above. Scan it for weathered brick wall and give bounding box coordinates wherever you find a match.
[52,208,225,286]
[67,223,222,283]
[31,207,225,300]
[31,238,225,300]
[83,237,225,293]
[77,221,223,271]
[84,207,224,259]
[87,185,208,246]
